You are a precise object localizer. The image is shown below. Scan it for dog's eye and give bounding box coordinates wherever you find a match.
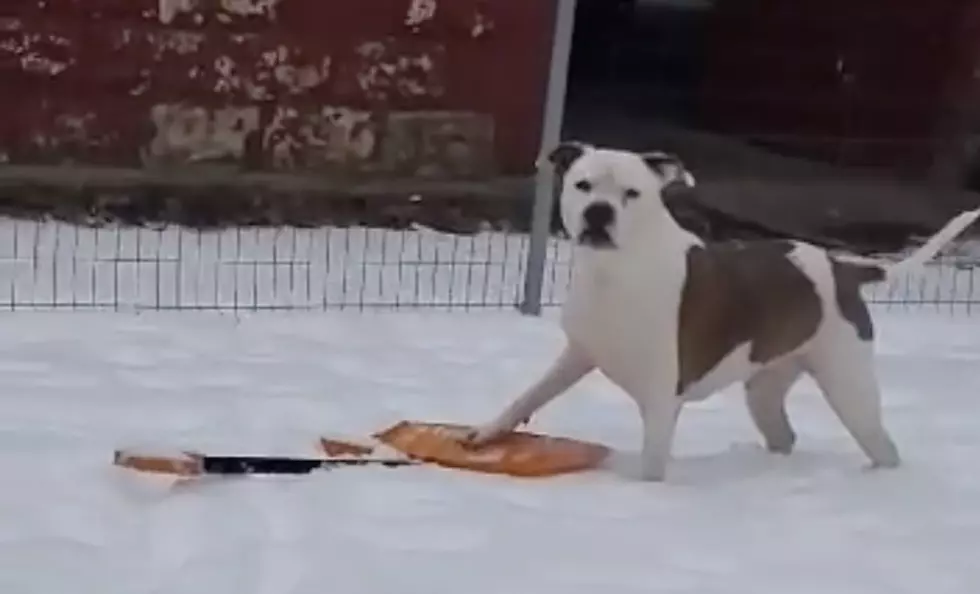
[573,179,592,192]
[623,188,640,200]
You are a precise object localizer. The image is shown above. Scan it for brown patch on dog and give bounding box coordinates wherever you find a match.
[676,240,822,396]
[830,259,885,341]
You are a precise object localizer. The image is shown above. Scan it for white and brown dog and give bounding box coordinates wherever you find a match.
[464,141,980,481]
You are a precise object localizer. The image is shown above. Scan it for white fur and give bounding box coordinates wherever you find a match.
[466,144,980,482]
[834,207,980,278]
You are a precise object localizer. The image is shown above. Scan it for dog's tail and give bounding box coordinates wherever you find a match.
[834,207,980,282]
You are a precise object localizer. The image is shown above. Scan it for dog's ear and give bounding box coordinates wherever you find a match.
[641,151,696,188]
[538,141,592,176]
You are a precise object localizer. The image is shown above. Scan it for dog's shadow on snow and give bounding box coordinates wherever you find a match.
[601,442,859,487]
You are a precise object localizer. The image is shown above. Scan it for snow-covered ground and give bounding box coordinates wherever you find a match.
[1,218,980,593]
[1,308,979,594]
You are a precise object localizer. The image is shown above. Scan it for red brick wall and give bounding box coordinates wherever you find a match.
[0,0,556,177]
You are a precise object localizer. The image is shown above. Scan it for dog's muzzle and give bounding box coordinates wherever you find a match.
[578,202,615,248]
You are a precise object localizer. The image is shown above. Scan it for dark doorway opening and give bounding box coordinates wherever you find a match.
[564,0,712,156]
[558,0,980,252]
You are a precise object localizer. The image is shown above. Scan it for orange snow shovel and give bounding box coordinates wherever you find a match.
[373,421,611,477]
[113,421,612,479]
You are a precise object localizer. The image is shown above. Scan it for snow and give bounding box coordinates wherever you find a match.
[1,216,979,593]
[1,305,979,594]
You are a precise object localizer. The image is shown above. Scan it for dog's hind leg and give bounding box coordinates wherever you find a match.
[805,337,900,469]
[745,361,802,454]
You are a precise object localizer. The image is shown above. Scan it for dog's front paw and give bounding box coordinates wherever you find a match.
[637,458,669,482]
[638,469,667,482]
[460,424,507,449]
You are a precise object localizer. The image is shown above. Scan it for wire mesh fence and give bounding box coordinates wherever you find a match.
[0,217,977,313]
[853,251,980,314]
[0,218,571,312]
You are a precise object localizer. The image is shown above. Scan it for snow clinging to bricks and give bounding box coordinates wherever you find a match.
[405,0,437,28]
[263,106,376,169]
[145,104,259,164]
[158,0,281,24]
[0,30,75,76]
[157,0,195,24]
[211,45,332,100]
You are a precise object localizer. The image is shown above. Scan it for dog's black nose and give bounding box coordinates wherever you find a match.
[582,202,614,229]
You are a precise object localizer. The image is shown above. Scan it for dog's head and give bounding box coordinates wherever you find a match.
[543,142,695,251]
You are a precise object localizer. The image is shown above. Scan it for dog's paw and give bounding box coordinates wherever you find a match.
[637,468,668,482]
[460,424,505,450]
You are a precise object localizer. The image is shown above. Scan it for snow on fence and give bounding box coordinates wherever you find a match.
[0,218,976,313]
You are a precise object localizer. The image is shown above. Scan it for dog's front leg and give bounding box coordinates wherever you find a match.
[637,389,682,482]
[464,341,594,446]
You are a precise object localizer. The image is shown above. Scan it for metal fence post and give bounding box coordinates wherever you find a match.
[520,0,577,316]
